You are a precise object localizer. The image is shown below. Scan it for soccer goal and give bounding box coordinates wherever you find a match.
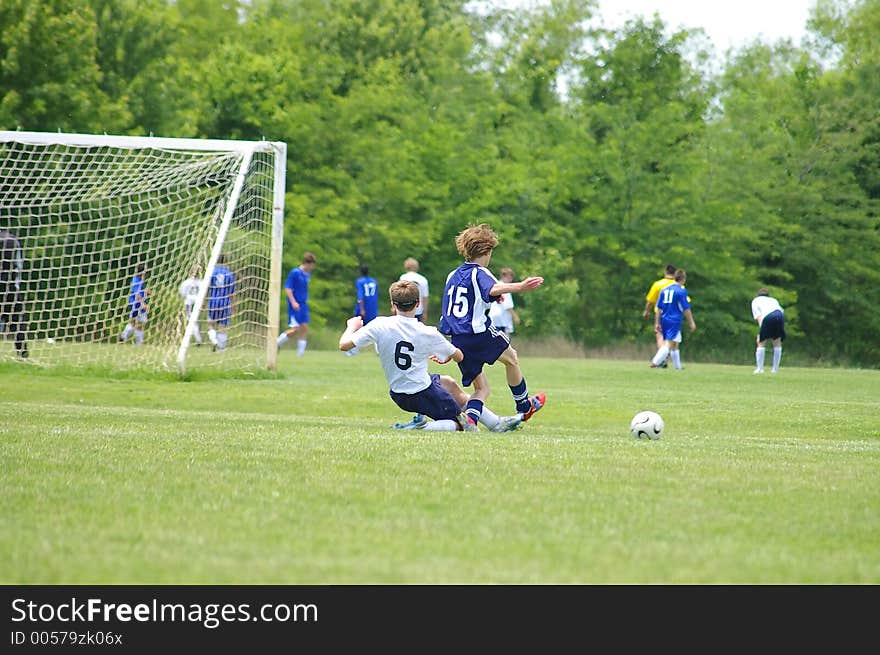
[0,131,285,375]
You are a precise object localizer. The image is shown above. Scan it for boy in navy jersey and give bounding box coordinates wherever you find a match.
[440,223,546,428]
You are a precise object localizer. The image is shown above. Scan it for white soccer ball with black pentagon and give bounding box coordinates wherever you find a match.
[630,410,663,440]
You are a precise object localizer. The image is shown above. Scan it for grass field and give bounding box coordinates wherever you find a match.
[1,350,878,584]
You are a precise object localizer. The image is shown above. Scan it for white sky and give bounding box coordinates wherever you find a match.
[488,0,816,53]
[597,0,814,52]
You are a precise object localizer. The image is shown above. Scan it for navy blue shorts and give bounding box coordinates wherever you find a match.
[452,327,511,387]
[759,310,786,341]
[389,374,460,421]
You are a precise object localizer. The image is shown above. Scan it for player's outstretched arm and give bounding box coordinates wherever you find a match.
[339,315,364,351]
[489,276,544,297]
[430,348,463,365]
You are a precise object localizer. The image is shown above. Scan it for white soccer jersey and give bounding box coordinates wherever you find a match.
[179,277,203,308]
[399,271,429,316]
[351,315,456,394]
[488,292,515,332]
[751,296,783,324]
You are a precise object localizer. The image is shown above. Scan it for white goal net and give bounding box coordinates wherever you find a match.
[0,131,285,375]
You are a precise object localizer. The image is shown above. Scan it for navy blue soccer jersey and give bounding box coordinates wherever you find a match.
[440,263,499,335]
[355,275,379,322]
[656,283,690,323]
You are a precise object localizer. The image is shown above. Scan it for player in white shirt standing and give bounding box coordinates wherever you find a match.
[178,264,203,346]
[339,280,522,432]
[488,267,521,334]
[399,257,429,322]
[751,288,786,374]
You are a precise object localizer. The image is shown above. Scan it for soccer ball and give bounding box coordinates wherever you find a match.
[630,410,664,440]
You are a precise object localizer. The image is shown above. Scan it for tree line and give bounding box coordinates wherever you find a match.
[1,0,877,366]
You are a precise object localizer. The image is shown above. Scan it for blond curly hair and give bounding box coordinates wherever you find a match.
[455,223,499,261]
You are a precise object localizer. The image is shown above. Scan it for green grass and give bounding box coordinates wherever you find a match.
[1,351,878,583]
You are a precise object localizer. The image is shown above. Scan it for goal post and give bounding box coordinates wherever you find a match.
[0,130,286,375]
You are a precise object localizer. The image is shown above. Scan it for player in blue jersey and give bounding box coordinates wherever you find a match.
[119,263,150,345]
[206,254,235,351]
[650,269,696,370]
[346,264,379,356]
[277,251,316,356]
[440,223,546,429]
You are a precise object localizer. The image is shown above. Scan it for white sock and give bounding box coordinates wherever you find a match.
[479,407,500,430]
[277,332,289,347]
[421,419,459,431]
[208,328,218,345]
[755,346,765,371]
[297,339,307,356]
[217,332,228,350]
[192,325,202,344]
[120,324,133,341]
[134,329,144,345]
[671,350,681,369]
[652,346,669,367]
[772,346,782,372]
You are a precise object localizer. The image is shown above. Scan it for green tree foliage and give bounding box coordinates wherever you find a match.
[1,0,877,365]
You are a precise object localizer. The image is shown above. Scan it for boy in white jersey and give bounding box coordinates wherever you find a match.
[178,264,203,346]
[751,288,786,373]
[339,281,522,432]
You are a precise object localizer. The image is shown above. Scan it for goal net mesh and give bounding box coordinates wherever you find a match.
[0,133,282,374]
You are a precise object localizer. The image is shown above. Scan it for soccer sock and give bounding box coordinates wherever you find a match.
[134,329,144,345]
[479,407,501,430]
[465,398,484,426]
[755,346,765,371]
[671,350,681,369]
[276,332,288,347]
[217,332,228,350]
[422,419,458,431]
[192,324,202,344]
[772,346,782,371]
[120,324,133,341]
[651,346,669,367]
[509,378,531,413]
[297,339,307,356]
[208,328,218,345]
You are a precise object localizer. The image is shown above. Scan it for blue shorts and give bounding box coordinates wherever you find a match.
[660,318,682,342]
[129,303,147,323]
[389,374,461,421]
[288,304,309,327]
[209,302,231,326]
[759,310,786,341]
[354,305,377,325]
[451,327,511,387]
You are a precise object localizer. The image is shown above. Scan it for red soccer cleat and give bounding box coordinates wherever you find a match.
[521,392,546,422]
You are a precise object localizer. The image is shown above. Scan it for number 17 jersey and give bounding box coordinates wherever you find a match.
[351,315,457,394]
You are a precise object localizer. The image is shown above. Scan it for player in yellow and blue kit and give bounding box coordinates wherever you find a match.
[651,269,696,370]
